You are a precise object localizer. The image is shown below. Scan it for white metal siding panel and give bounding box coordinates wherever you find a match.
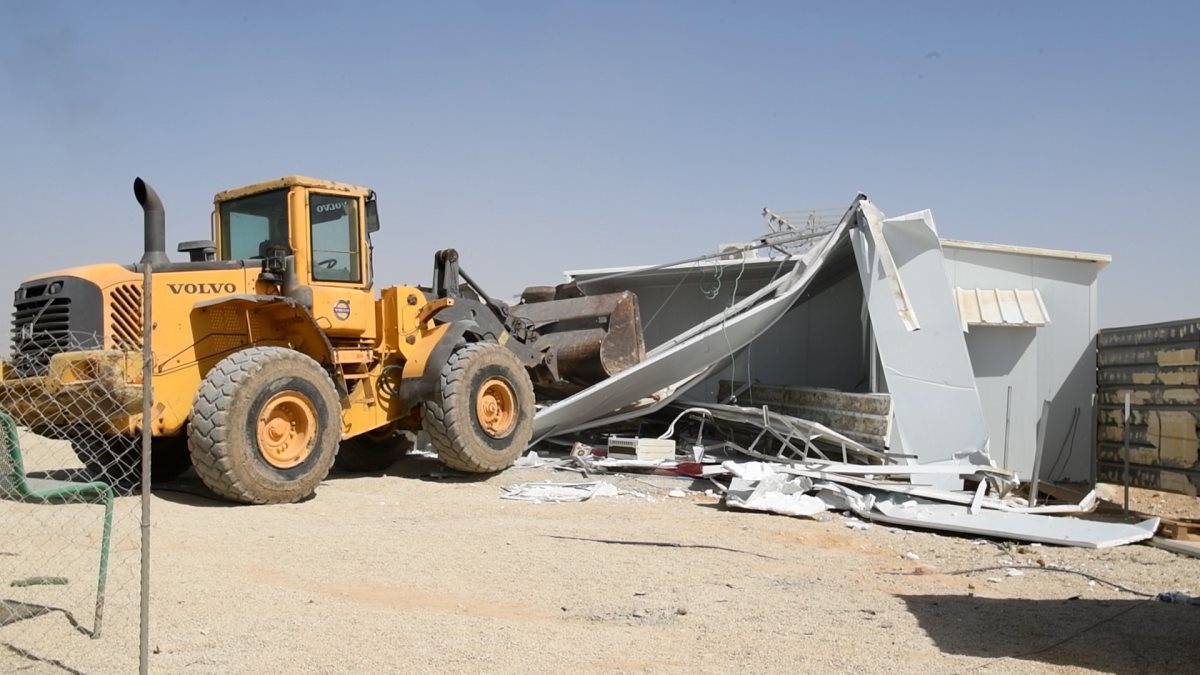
[978,290,1004,324]
[944,248,1103,482]
[957,288,982,326]
[997,289,1024,324]
[955,288,1049,327]
[1016,289,1048,325]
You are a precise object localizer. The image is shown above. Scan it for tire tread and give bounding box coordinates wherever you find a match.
[189,346,338,504]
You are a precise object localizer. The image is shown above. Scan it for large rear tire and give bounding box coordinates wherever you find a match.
[188,347,341,505]
[423,342,534,473]
[335,427,412,473]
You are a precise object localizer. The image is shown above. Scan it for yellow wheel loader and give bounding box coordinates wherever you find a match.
[0,177,644,504]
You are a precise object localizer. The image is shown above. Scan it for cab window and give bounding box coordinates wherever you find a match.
[217,189,289,260]
[309,193,361,283]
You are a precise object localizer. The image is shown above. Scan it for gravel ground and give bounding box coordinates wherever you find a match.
[3,452,1199,674]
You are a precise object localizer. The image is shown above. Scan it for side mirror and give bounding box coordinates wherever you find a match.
[366,193,380,233]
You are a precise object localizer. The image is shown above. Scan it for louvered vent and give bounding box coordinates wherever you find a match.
[109,283,143,350]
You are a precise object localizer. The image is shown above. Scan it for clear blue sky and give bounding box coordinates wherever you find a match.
[1,0,1197,354]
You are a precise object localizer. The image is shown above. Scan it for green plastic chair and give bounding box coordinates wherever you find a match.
[0,411,113,639]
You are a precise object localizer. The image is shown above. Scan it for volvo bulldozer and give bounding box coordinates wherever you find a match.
[0,176,644,504]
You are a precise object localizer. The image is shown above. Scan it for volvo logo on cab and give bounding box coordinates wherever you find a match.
[167,282,237,295]
[315,202,344,213]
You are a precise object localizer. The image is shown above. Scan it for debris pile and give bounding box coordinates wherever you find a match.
[508,401,1159,548]
[508,195,1162,550]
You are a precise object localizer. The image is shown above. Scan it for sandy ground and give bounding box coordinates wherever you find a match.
[3,448,1200,674]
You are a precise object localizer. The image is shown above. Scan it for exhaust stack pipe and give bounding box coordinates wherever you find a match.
[134,177,169,265]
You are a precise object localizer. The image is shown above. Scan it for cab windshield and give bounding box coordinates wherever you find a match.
[217,189,289,260]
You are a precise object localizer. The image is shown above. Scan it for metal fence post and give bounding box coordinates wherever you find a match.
[1122,391,1131,515]
[139,262,152,675]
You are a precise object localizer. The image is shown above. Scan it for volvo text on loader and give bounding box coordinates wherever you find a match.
[0,177,644,504]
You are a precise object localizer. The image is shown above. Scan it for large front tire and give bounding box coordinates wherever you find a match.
[423,342,534,473]
[188,347,341,505]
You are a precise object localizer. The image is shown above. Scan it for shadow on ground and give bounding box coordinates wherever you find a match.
[899,594,1200,674]
[152,453,491,507]
[0,598,88,636]
[328,453,495,484]
[150,471,245,508]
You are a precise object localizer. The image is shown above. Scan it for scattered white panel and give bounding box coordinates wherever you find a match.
[870,496,1158,548]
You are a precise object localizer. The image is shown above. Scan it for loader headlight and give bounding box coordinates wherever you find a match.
[48,281,63,295]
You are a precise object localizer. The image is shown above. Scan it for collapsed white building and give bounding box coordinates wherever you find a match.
[536,196,1109,486]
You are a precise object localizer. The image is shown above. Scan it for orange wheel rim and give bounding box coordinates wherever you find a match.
[475,377,517,438]
[256,392,317,468]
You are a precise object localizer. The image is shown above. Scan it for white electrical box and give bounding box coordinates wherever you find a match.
[607,436,677,461]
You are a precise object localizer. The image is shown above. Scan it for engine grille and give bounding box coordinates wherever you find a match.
[9,277,103,377]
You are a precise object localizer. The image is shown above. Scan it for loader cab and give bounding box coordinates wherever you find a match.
[212,176,380,338]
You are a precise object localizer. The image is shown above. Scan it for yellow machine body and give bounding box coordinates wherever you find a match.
[2,176,453,442]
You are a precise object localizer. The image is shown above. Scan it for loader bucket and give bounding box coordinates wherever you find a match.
[510,290,646,395]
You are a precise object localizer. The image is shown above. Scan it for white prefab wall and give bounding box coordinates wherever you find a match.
[576,259,868,403]
[740,270,866,392]
[571,237,1105,481]
[943,244,1104,482]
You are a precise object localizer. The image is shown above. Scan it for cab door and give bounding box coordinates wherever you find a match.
[298,189,376,339]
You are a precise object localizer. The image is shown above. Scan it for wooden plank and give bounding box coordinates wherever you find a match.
[1159,518,1200,541]
[1149,536,1200,559]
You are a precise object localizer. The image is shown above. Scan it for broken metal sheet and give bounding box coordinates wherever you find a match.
[867,495,1159,548]
[724,474,829,517]
[717,461,1114,542]
[851,203,990,465]
[590,458,679,470]
[968,481,987,514]
[813,481,1147,546]
[684,400,890,464]
[795,461,1015,481]
[511,451,549,468]
[544,367,718,438]
[531,197,864,443]
[1013,490,1098,514]
[769,464,1095,514]
[721,460,782,481]
[500,481,619,502]
[811,481,876,512]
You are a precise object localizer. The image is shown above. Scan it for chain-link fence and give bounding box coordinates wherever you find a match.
[1,333,147,673]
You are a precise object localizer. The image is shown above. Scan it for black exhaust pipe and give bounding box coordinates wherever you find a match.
[134,177,169,265]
